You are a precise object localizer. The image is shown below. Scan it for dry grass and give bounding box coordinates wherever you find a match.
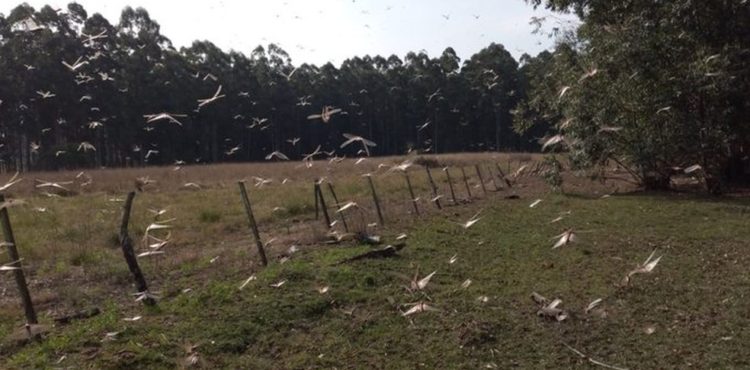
[0,152,565,326]
[0,152,539,196]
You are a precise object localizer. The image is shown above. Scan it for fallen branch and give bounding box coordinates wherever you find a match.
[336,243,406,265]
[53,307,101,325]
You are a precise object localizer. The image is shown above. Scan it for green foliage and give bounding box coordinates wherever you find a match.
[541,154,563,191]
[512,50,557,139]
[517,1,750,193]
[0,4,537,172]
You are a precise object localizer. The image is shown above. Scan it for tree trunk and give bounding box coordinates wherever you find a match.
[642,173,671,190]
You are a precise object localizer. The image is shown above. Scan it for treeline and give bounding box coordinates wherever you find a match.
[0,3,549,172]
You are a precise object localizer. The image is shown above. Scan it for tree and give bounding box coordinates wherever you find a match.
[519,0,750,193]
[462,43,522,151]
[0,2,544,172]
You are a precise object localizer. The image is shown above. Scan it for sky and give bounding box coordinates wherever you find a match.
[2,0,578,66]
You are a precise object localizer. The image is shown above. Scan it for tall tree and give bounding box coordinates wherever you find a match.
[519,0,750,192]
[0,2,543,172]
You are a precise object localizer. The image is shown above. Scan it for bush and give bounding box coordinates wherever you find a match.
[541,155,563,192]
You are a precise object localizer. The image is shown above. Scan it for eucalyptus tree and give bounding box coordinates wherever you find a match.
[0,1,548,172]
[521,0,750,192]
[513,50,555,151]
[462,43,521,152]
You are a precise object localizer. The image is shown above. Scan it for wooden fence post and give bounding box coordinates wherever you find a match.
[443,167,458,205]
[0,194,37,324]
[533,160,546,176]
[364,175,385,226]
[475,165,488,196]
[488,165,500,191]
[403,171,420,216]
[314,181,332,229]
[327,182,349,232]
[118,192,156,305]
[461,167,473,201]
[314,182,320,220]
[238,182,268,266]
[424,166,442,209]
[495,162,513,188]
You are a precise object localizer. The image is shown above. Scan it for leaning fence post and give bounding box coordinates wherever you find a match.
[488,165,500,191]
[0,194,37,325]
[118,192,156,305]
[403,170,420,216]
[528,161,538,176]
[424,166,442,209]
[364,174,385,226]
[314,180,332,229]
[533,160,545,176]
[327,182,349,232]
[238,182,268,266]
[443,167,458,205]
[495,162,512,188]
[475,165,488,196]
[460,167,473,201]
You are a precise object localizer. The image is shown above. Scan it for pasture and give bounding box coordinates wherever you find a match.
[0,152,748,369]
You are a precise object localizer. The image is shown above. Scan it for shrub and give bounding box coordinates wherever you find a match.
[541,155,564,192]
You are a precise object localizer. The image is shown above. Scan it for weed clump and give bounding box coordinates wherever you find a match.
[199,210,222,223]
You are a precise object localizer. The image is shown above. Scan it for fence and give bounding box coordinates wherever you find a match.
[0,157,548,335]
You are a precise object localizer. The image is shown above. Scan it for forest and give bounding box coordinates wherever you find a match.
[0,3,545,172]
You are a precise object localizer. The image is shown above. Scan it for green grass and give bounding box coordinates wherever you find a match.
[3,192,750,369]
[198,210,222,223]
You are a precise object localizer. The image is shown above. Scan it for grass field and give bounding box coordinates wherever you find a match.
[1,153,748,369]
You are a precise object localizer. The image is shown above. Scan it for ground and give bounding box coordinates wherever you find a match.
[0,153,748,369]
